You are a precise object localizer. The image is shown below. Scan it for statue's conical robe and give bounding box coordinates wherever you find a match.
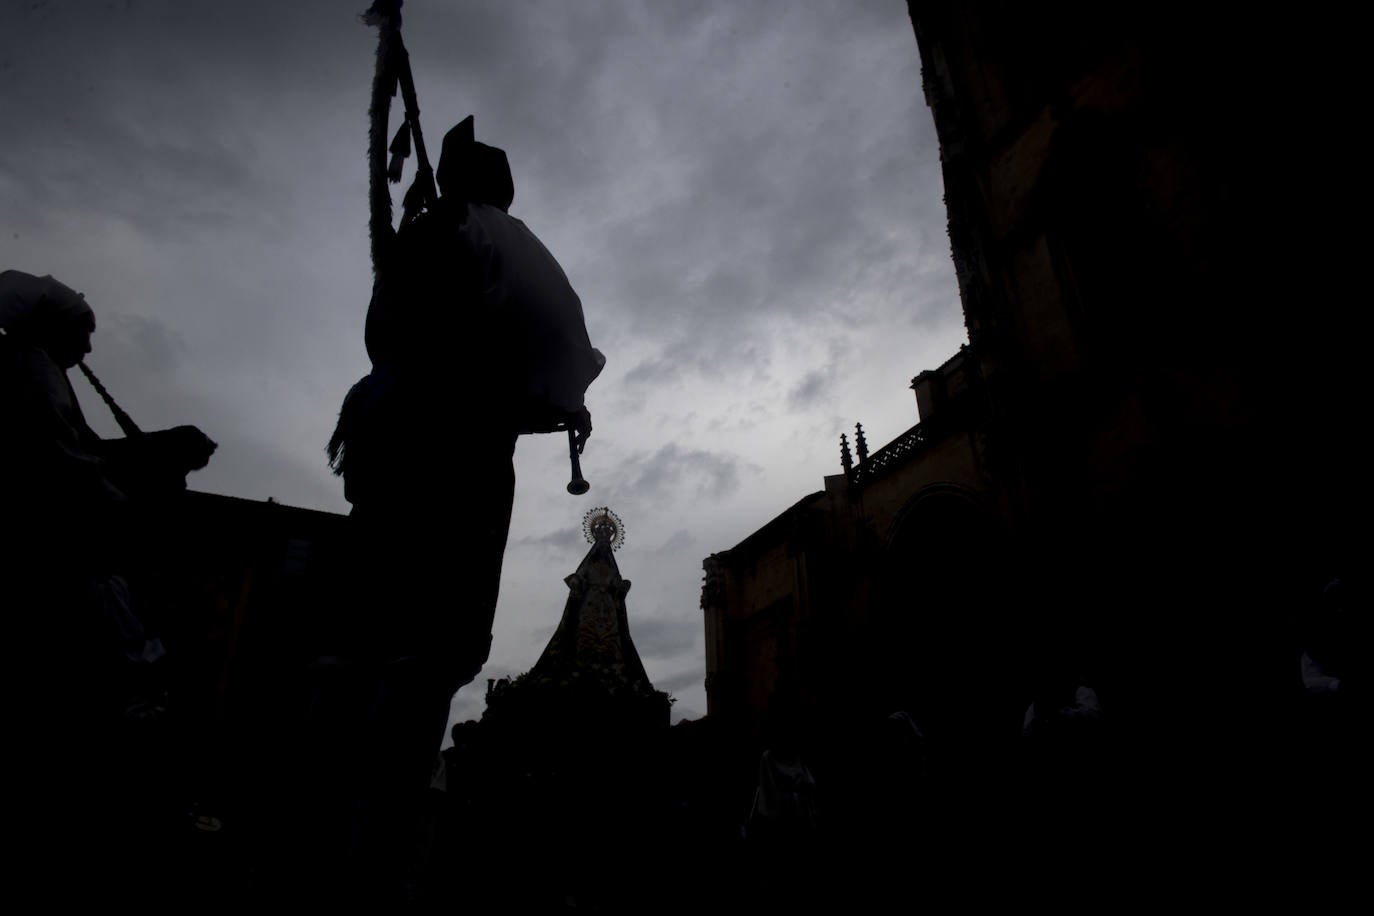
[528,537,652,690]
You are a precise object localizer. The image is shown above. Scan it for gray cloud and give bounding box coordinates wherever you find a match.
[98,312,185,374]
[512,526,582,552]
[622,330,775,390]
[788,369,828,409]
[651,529,696,555]
[654,667,706,696]
[627,615,700,662]
[616,442,754,503]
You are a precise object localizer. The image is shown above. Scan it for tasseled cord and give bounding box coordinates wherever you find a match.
[331,2,402,479]
[329,1,403,478]
[326,375,372,476]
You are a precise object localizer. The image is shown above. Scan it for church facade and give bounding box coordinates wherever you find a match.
[702,343,1023,747]
[702,2,1363,770]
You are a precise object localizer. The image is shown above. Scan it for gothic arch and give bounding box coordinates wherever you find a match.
[883,483,993,552]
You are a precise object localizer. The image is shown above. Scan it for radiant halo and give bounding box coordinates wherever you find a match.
[582,507,626,550]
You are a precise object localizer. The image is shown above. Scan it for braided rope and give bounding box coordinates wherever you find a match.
[365,4,401,279]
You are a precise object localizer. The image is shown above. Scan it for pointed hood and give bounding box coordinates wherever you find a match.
[437,115,515,212]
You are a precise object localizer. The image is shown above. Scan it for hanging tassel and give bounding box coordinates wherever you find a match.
[389,122,412,157]
[387,122,412,184]
[400,176,427,224]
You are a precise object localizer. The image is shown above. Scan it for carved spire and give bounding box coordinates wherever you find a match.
[840,433,854,478]
[855,422,869,464]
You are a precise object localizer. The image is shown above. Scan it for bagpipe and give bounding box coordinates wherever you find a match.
[361,0,595,496]
[76,361,218,496]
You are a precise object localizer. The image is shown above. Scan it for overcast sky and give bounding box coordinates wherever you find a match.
[1,0,964,726]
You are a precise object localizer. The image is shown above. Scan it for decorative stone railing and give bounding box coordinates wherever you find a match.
[848,421,927,486]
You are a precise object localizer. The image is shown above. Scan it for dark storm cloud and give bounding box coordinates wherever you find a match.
[590,16,942,321]
[626,615,699,662]
[512,526,582,552]
[621,332,772,389]
[99,312,184,374]
[788,369,828,409]
[654,667,706,696]
[5,0,955,385]
[0,110,268,238]
[650,529,696,555]
[0,2,355,237]
[617,442,755,503]
[396,1,954,389]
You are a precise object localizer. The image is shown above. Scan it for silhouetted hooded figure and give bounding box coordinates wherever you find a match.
[2,268,213,550]
[335,114,601,660]
[1,269,215,669]
[434,115,515,212]
[353,116,603,454]
[2,271,112,520]
[2,269,217,898]
[325,119,603,898]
